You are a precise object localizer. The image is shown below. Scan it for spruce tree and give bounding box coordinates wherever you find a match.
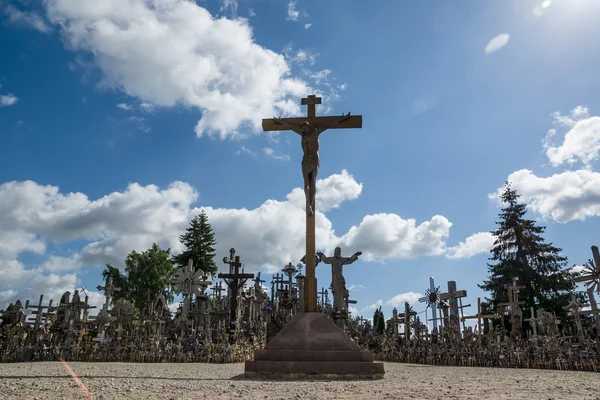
[173,211,218,276]
[479,183,576,325]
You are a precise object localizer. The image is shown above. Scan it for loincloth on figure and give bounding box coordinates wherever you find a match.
[302,155,320,175]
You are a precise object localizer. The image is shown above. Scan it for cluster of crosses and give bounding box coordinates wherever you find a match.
[373,247,600,346]
[0,245,366,348]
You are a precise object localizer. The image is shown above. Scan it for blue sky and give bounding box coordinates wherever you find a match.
[2,0,600,324]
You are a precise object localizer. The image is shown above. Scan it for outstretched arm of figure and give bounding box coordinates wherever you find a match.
[340,251,362,265]
[322,112,352,131]
[272,117,301,135]
[317,251,334,265]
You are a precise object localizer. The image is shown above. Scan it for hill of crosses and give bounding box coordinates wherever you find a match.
[2,98,600,377]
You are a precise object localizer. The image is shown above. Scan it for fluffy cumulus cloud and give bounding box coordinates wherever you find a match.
[0,93,19,107]
[445,232,495,259]
[44,0,308,139]
[543,106,600,167]
[338,214,453,261]
[0,170,477,308]
[492,106,600,223]
[387,292,423,308]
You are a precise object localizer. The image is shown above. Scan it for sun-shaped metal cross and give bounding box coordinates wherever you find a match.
[575,245,600,294]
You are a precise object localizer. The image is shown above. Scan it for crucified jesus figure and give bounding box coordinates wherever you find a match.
[272,114,351,216]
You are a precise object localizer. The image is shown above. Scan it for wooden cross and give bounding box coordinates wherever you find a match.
[524,307,541,338]
[498,278,525,339]
[398,302,417,339]
[218,251,254,326]
[461,297,500,346]
[318,287,329,311]
[262,94,362,312]
[97,276,121,311]
[26,295,53,331]
[270,273,283,303]
[282,262,297,297]
[563,294,586,342]
[585,287,600,332]
[253,272,266,290]
[439,281,467,335]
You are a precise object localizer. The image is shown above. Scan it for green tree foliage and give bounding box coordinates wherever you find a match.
[100,264,128,304]
[373,306,385,335]
[125,243,175,312]
[101,244,175,313]
[172,211,218,276]
[479,183,576,326]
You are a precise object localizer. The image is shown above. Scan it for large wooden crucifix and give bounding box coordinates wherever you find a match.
[262,94,362,312]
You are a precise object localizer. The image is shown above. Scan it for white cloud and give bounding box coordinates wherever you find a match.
[304,23,311,29]
[248,9,256,17]
[116,103,131,111]
[4,4,51,33]
[0,259,78,309]
[139,102,155,113]
[219,0,238,17]
[492,105,600,223]
[0,93,19,107]
[543,106,600,167]
[44,0,308,139]
[490,168,600,223]
[262,147,290,161]
[347,284,364,292]
[445,232,495,259]
[0,170,464,302]
[236,146,257,157]
[387,292,423,308]
[338,214,452,261]
[282,46,318,66]
[286,1,300,21]
[41,253,82,272]
[484,33,510,54]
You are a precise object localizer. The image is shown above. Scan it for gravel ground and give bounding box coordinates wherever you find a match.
[0,362,598,400]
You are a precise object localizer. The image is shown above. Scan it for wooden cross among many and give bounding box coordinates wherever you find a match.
[498,278,526,339]
[262,94,362,312]
[218,249,254,326]
[97,276,121,317]
[318,287,329,311]
[253,272,266,295]
[439,281,467,336]
[563,293,586,342]
[282,262,298,297]
[398,302,417,339]
[25,295,54,331]
[584,287,600,332]
[524,307,540,337]
[461,297,500,346]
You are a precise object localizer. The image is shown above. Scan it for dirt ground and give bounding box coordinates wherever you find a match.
[0,362,598,400]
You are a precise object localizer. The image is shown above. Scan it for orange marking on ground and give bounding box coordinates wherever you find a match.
[59,358,95,400]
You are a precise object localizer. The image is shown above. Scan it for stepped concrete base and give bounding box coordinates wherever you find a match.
[245,312,384,380]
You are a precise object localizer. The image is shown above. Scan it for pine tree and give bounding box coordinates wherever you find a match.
[373,306,385,335]
[172,211,218,276]
[479,183,576,325]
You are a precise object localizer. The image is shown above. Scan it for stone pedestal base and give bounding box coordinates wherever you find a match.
[245,312,384,379]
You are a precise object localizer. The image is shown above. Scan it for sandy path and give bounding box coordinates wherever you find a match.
[0,362,598,400]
